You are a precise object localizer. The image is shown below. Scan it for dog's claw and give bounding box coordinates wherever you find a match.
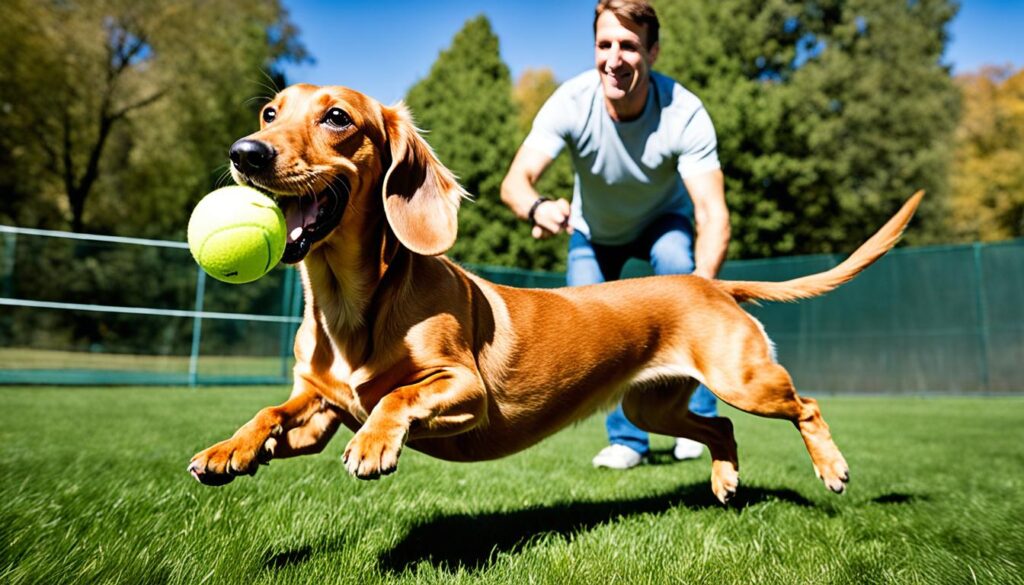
[824,468,848,494]
[722,489,736,504]
[342,428,404,480]
[187,461,235,486]
[711,460,740,505]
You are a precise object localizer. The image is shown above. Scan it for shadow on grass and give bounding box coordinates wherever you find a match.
[814,490,928,518]
[645,447,699,466]
[375,483,813,574]
[264,545,321,570]
[871,492,927,505]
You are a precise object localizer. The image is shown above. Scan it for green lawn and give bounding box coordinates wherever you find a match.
[0,348,291,376]
[1,386,1022,584]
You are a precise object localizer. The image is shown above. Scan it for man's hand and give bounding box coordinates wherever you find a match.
[531,198,573,239]
[502,146,574,239]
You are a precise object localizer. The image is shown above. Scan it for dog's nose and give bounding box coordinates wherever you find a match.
[229,139,276,173]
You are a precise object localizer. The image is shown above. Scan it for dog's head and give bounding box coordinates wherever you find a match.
[228,84,464,263]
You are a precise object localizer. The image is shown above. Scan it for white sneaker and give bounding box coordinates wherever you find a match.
[673,438,704,461]
[592,444,645,469]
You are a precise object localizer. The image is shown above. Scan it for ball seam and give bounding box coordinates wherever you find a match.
[196,221,282,281]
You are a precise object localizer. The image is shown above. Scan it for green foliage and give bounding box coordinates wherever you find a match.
[0,0,305,237]
[406,2,961,267]
[0,0,968,268]
[654,0,960,257]
[404,17,566,271]
[0,0,71,228]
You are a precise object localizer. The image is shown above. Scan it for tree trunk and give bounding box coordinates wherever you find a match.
[67,113,116,232]
[69,188,87,233]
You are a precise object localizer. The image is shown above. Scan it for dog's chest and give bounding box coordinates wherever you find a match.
[325,356,368,416]
[325,352,412,421]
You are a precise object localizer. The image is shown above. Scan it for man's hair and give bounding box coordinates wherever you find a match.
[594,0,660,50]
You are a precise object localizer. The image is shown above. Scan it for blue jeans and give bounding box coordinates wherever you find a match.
[567,214,718,456]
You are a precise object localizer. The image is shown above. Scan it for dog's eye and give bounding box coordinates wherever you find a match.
[323,107,352,129]
[262,108,276,124]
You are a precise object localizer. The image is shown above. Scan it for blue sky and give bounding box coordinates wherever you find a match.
[280,0,1023,104]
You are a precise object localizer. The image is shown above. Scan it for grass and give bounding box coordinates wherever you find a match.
[0,348,292,376]
[1,386,1022,584]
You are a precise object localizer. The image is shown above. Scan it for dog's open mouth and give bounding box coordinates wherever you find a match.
[270,179,349,264]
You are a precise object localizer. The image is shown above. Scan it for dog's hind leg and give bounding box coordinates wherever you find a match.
[622,380,740,504]
[704,360,850,494]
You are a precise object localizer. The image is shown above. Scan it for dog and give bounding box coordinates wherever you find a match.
[187,83,923,504]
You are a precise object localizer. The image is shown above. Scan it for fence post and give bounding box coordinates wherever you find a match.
[972,243,990,392]
[188,268,207,388]
[1,230,15,298]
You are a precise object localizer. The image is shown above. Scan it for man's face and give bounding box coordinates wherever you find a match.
[594,10,659,104]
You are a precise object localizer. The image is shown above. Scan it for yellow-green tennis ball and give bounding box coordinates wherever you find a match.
[187,186,286,284]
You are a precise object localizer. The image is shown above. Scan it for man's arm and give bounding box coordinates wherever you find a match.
[684,168,730,279]
[501,146,572,239]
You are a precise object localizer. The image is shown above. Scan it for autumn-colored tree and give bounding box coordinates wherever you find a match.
[512,68,560,136]
[948,66,1024,241]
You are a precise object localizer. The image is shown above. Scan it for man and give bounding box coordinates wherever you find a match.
[500,0,731,469]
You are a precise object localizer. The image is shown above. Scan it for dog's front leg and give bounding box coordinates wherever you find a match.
[343,366,485,479]
[188,388,331,486]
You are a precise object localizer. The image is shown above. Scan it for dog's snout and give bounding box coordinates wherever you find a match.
[229,139,276,173]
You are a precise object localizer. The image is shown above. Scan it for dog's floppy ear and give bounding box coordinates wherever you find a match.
[380,103,464,256]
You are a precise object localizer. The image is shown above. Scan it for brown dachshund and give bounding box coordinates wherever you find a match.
[188,84,923,504]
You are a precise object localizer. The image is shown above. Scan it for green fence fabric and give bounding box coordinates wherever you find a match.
[1,226,1020,393]
[720,244,1020,394]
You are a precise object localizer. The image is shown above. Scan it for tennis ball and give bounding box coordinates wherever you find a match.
[187,185,286,284]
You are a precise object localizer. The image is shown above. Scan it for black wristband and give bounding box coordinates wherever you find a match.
[527,196,551,225]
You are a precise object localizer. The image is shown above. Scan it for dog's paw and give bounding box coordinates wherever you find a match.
[814,457,850,494]
[342,426,406,480]
[711,460,739,505]
[188,434,271,486]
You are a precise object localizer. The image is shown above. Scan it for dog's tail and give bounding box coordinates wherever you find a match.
[716,191,924,304]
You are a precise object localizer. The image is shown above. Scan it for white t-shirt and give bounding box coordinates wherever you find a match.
[523,69,720,245]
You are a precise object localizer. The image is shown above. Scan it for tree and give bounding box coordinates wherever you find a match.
[0,0,306,235]
[948,66,1024,241]
[405,16,565,270]
[654,0,959,258]
[0,0,72,229]
[512,68,560,136]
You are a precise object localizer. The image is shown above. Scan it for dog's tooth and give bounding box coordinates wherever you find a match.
[290,227,303,240]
